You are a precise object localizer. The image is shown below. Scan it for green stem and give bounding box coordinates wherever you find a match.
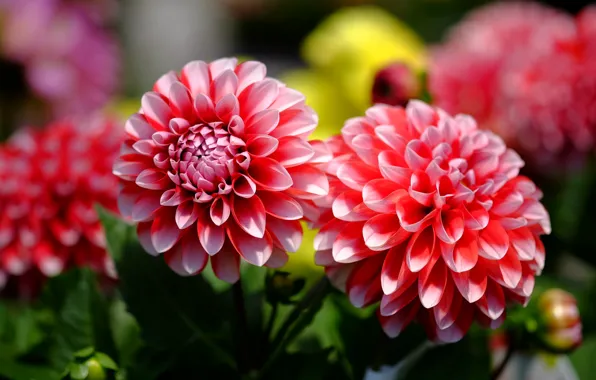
[233,279,250,374]
[259,276,331,376]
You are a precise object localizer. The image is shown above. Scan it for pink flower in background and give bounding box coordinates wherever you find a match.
[0,117,122,297]
[314,101,550,342]
[114,58,330,283]
[0,0,120,117]
[429,2,596,170]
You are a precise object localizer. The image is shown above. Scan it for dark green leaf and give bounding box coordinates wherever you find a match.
[74,347,95,360]
[101,214,236,370]
[96,206,132,262]
[264,348,347,380]
[0,359,61,380]
[45,269,117,370]
[109,299,142,369]
[95,352,118,370]
[570,334,596,378]
[398,333,490,380]
[69,363,89,380]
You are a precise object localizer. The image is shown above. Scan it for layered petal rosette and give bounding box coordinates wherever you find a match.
[0,117,121,296]
[314,101,550,342]
[114,58,330,282]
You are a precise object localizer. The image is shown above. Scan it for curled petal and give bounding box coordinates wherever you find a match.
[248,157,293,191]
[150,208,181,253]
[478,220,509,260]
[232,195,267,238]
[211,246,241,283]
[259,191,303,220]
[227,223,272,266]
[406,226,436,273]
[267,216,302,252]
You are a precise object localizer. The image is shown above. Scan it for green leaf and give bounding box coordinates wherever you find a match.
[0,359,61,380]
[100,214,236,370]
[94,352,118,371]
[44,269,117,370]
[96,206,132,262]
[0,302,45,360]
[69,363,89,380]
[264,348,347,380]
[109,299,142,369]
[570,334,596,378]
[74,347,95,360]
[398,332,491,380]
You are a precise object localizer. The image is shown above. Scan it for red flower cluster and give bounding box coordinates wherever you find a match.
[314,101,550,342]
[114,58,330,283]
[430,2,596,170]
[0,117,121,296]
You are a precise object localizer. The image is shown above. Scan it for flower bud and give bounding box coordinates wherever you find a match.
[266,271,305,305]
[85,358,107,380]
[537,289,582,353]
[372,62,420,107]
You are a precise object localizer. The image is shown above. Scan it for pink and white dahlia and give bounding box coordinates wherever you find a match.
[429,2,596,170]
[314,101,550,342]
[114,58,330,283]
[0,116,121,297]
[0,0,120,117]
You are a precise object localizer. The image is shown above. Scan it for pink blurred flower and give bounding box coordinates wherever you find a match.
[314,101,550,342]
[114,58,330,283]
[429,2,596,170]
[0,116,122,297]
[0,0,120,117]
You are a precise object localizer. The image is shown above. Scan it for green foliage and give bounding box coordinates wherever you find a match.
[398,333,491,380]
[570,334,596,379]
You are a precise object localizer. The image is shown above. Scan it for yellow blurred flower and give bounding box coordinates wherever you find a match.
[289,6,426,131]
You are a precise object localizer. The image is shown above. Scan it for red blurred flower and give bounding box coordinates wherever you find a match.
[0,117,121,297]
[429,2,596,170]
[114,58,330,283]
[314,101,550,342]
[372,62,420,108]
[0,0,120,117]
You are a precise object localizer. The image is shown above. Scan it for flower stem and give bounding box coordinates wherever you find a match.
[259,276,331,376]
[232,279,250,374]
[491,344,515,380]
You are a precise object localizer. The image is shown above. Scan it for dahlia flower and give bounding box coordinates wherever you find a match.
[114,58,329,283]
[0,116,121,296]
[0,0,120,117]
[429,2,596,170]
[314,101,550,342]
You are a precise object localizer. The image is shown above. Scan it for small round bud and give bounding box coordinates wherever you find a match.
[537,289,582,353]
[372,62,420,107]
[85,358,107,380]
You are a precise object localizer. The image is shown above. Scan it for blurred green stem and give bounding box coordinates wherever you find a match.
[233,279,250,374]
[259,276,331,376]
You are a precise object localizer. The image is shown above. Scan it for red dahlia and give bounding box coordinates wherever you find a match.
[314,101,550,342]
[114,58,330,283]
[0,117,121,296]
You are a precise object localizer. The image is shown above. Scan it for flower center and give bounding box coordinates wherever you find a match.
[170,122,239,200]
